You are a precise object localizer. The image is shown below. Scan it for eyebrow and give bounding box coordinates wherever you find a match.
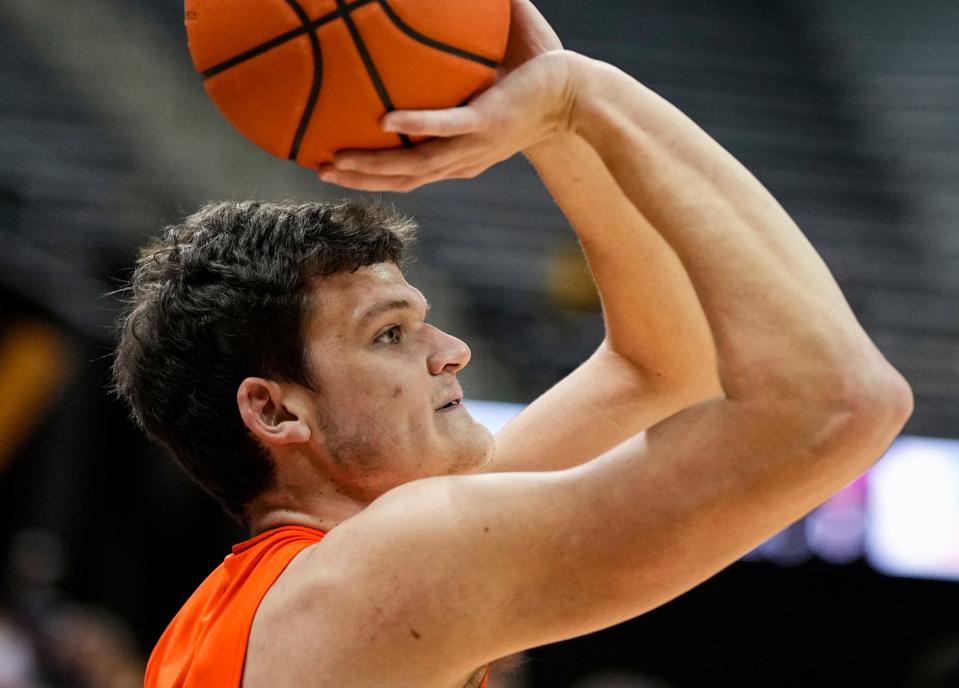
[356,296,431,328]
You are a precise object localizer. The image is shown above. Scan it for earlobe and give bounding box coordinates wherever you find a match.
[236,377,312,446]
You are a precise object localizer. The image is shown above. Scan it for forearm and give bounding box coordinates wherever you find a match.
[524,134,720,394]
[323,45,906,414]
[568,54,900,404]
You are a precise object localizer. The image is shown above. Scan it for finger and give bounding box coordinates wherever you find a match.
[335,138,471,176]
[318,167,433,193]
[382,107,484,138]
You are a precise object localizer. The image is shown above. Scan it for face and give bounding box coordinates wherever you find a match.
[300,262,493,501]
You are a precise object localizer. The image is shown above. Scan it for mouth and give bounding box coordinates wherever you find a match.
[436,397,463,412]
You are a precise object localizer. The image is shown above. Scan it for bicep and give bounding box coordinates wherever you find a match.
[489,341,720,473]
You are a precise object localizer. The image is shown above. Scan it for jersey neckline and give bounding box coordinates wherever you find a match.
[232,524,327,555]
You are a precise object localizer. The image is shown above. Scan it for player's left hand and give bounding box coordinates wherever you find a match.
[319,0,572,192]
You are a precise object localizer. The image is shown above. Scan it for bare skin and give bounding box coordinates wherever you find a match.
[241,263,494,533]
[237,2,913,686]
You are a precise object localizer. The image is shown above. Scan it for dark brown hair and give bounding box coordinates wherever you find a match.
[113,200,416,522]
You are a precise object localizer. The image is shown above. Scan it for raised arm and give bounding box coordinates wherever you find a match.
[487,132,722,472]
[332,1,724,474]
[297,49,912,687]
[522,134,719,392]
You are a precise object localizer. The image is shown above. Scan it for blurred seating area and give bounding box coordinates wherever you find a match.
[0,0,956,685]
[0,529,143,687]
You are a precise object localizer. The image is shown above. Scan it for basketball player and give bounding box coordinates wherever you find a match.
[116,1,913,686]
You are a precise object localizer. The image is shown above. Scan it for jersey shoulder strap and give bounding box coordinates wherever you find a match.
[144,525,325,688]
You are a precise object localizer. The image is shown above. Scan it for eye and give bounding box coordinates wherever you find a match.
[375,325,403,346]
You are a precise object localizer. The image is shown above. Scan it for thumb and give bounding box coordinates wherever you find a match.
[382,107,484,138]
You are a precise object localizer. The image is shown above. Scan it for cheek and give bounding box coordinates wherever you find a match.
[321,362,435,442]
[326,390,427,449]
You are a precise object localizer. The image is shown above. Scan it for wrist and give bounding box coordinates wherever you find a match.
[518,50,594,154]
[524,53,631,153]
[566,57,643,139]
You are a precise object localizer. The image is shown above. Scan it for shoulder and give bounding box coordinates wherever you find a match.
[242,489,501,687]
[242,540,336,686]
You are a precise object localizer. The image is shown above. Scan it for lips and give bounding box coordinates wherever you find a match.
[435,395,463,411]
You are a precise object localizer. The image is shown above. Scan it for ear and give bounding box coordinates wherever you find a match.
[236,377,312,447]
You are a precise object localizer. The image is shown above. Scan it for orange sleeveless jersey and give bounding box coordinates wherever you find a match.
[144,525,489,688]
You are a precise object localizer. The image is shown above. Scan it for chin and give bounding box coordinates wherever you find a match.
[449,423,495,474]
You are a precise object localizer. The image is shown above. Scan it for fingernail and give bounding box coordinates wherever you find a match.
[334,156,354,171]
[381,117,398,133]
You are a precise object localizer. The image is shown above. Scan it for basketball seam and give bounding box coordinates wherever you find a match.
[334,0,411,148]
[195,0,503,155]
[283,0,325,161]
[377,0,500,69]
[201,23,309,80]
[199,0,377,80]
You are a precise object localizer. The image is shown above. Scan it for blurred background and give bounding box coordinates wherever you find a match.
[0,0,957,685]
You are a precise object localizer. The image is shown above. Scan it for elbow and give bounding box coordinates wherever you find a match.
[819,358,914,465]
[849,362,913,445]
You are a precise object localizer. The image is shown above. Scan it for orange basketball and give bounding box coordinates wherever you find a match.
[185,0,511,168]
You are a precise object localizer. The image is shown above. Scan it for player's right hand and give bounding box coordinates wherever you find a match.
[318,49,585,192]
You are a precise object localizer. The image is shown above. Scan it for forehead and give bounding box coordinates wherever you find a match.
[306,262,425,335]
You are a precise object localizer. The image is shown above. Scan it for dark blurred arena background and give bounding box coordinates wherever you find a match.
[1,0,957,686]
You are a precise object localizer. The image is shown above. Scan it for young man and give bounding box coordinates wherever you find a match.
[116,2,913,686]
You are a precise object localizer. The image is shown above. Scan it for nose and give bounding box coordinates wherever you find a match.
[426,325,471,376]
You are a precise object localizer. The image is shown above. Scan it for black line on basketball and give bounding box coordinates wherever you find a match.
[377,0,499,69]
[334,0,410,148]
[202,24,309,80]
[200,0,377,80]
[284,0,324,161]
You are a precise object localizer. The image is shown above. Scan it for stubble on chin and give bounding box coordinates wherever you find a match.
[318,402,494,488]
[449,423,495,475]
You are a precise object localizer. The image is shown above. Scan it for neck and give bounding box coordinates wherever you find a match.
[249,508,354,535]
[247,459,369,535]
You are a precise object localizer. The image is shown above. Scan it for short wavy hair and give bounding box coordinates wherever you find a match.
[113,200,416,522]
